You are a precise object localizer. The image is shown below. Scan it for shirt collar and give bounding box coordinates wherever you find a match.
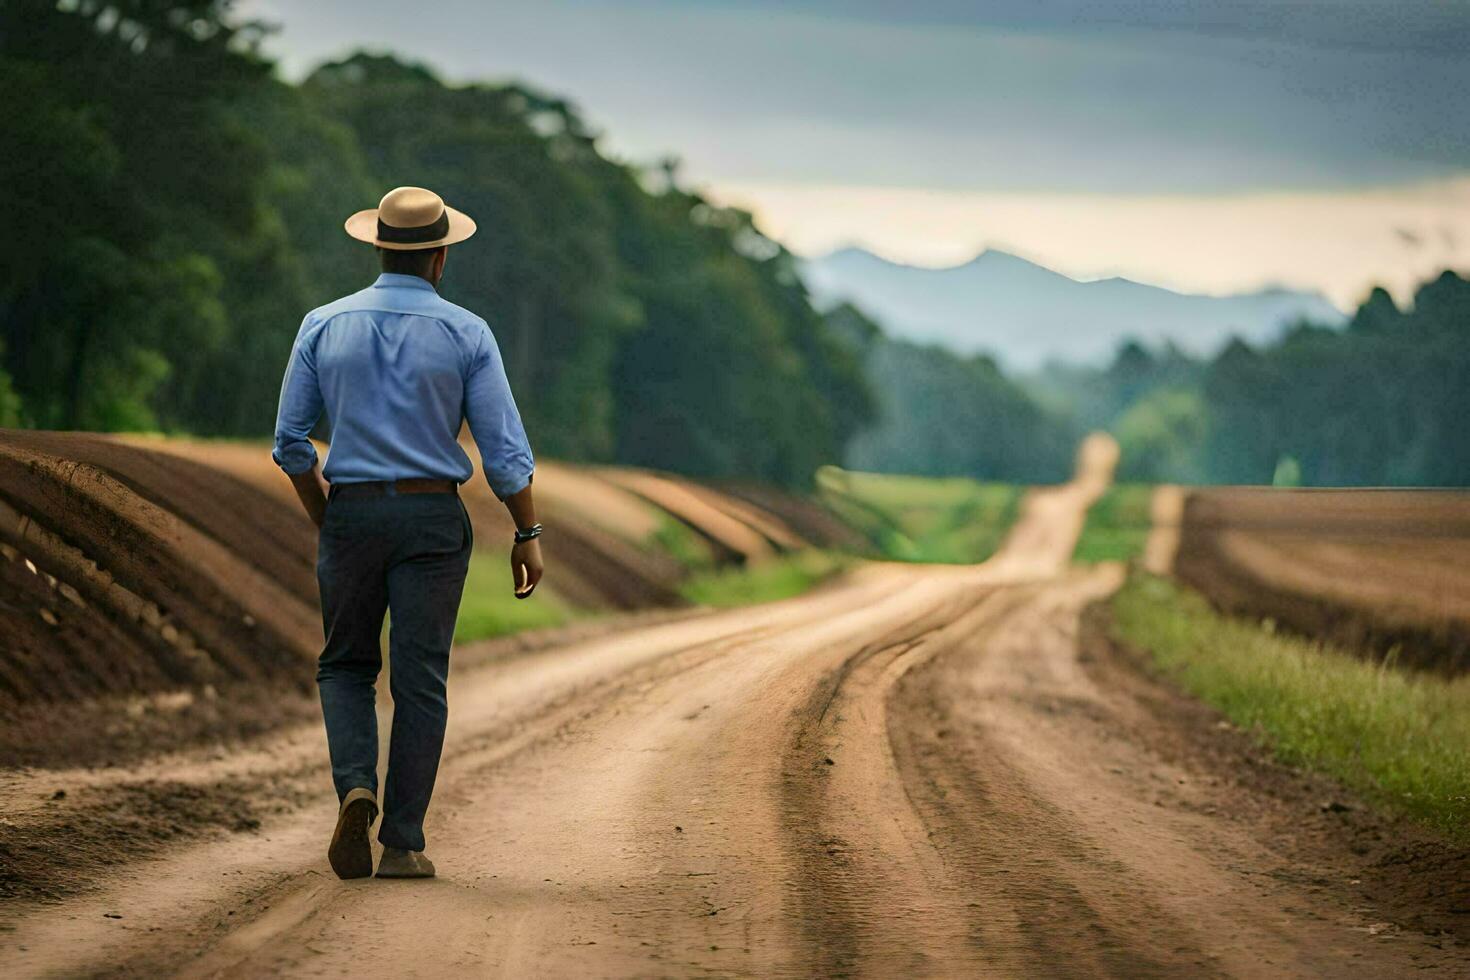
[372,273,437,292]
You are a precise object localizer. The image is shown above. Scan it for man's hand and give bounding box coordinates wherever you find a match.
[502,480,542,598]
[288,465,329,528]
[511,538,543,598]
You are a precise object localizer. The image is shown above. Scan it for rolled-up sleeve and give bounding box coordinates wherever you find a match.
[271,316,324,475]
[464,322,534,499]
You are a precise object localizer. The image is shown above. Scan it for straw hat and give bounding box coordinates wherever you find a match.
[344,186,476,251]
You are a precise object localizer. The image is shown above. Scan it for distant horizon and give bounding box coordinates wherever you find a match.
[710,178,1470,312]
[797,242,1347,305]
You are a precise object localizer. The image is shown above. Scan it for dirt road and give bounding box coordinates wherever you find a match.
[4,434,1464,977]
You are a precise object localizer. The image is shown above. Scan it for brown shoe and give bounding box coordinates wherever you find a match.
[376,847,436,879]
[327,787,378,880]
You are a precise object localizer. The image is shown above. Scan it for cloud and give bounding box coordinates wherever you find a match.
[244,0,1470,194]
[683,1,1470,58]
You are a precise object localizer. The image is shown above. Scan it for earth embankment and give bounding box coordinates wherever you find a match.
[0,431,831,764]
[1173,487,1470,673]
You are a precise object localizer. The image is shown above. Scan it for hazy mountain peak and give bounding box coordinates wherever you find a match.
[823,244,884,263]
[966,247,1028,266]
[803,247,1342,368]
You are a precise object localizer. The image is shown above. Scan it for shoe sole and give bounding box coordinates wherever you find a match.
[328,792,377,880]
[375,863,436,879]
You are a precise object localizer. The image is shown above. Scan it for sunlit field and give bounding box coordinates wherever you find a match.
[1073,483,1154,564]
[815,466,1023,563]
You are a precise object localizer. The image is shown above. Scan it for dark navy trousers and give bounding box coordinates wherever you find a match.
[315,490,472,852]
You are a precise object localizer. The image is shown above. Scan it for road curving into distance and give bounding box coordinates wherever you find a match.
[4,433,1464,977]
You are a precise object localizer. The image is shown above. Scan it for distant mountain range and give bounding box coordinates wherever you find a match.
[802,247,1344,369]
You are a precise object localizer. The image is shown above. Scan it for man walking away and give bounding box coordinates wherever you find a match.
[272,186,545,880]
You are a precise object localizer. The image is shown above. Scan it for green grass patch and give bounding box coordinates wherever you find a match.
[453,549,576,643]
[679,550,850,608]
[1110,573,1470,839]
[1074,483,1154,563]
[648,517,716,572]
[815,467,1023,563]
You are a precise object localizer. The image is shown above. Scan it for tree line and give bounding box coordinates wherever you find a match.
[1026,272,1470,487]
[823,271,1470,488]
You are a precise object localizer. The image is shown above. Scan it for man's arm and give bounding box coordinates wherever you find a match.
[289,463,330,529]
[463,322,542,598]
[273,316,326,523]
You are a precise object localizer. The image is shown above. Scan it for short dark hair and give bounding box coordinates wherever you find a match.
[378,246,442,278]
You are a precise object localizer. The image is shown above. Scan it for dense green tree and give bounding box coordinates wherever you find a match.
[1024,339,1204,437]
[0,341,21,427]
[609,191,873,484]
[159,73,376,435]
[1064,273,1470,486]
[834,304,1073,483]
[0,10,872,486]
[1113,388,1207,482]
[0,0,270,429]
[1191,274,1469,485]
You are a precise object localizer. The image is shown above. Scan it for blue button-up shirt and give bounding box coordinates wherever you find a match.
[272,273,534,499]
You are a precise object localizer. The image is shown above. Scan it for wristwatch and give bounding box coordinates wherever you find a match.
[514,523,543,543]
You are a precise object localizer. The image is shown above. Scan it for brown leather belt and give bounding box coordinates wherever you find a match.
[329,479,458,500]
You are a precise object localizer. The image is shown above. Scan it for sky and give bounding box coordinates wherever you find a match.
[239,0,1470,308]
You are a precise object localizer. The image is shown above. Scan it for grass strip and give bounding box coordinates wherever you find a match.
[1110,573,1470,840]
[1073,483,1154,564]
[815,467,1023,564]
[648,517,716,571]
[454,550,576,643]
[680,550,850,608]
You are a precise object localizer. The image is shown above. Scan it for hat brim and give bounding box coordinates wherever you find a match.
[344,205,477,250]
